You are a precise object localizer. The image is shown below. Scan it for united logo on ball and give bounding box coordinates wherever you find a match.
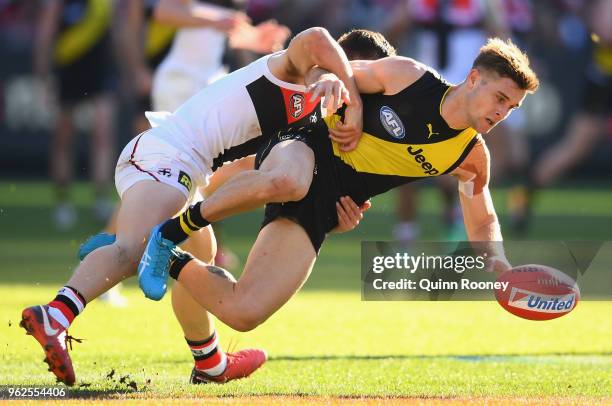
[494,264,580,321]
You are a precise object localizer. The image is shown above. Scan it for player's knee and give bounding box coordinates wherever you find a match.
[266,172,309,202]
[113,241,143,275]
[289,174,310,201]
[226,305,268,332]
[229,315,265,332]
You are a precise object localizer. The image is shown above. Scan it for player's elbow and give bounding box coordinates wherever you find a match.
[300,27,332,56]
[301,27,330,44]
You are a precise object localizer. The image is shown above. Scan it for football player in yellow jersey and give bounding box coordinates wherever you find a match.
[137,36,539,336]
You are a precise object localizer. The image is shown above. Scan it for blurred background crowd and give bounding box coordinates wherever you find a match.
[0,0,610,245]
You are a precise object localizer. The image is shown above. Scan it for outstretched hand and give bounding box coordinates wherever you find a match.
[229,19,290,54]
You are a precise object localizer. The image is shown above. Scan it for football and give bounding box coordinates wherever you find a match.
[495,264,580,321]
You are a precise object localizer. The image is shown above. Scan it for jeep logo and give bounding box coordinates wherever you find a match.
[380,106,405,139]
[290,94,304,118]
[407,146,439,175]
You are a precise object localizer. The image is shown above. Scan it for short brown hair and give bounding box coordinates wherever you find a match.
[473,38,539,92]
[338,29,396,61]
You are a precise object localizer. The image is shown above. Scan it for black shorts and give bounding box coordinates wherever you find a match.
[257,123,341,253]
[55,36,116,106]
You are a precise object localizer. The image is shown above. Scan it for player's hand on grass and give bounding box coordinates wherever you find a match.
[330,101,363,152]
[332,196,371,233]
[306,73,349,115]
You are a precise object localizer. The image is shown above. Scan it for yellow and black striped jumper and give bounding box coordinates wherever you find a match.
[261,69,480,252]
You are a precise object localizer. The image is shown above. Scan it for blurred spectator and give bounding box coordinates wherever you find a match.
[152,0,288,111]
[33,0,118,229]
[515,0,612,231]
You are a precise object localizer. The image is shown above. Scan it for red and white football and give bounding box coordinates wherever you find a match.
[495,264,580,321]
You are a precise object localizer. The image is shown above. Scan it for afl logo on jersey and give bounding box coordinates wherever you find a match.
[380,106,405,139]
[290,93,305,118]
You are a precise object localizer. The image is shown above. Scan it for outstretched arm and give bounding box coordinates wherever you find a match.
[452,136,511,274]
[229,20,290,54]
[155,0,249,31]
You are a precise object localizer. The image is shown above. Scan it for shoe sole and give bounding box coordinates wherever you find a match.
[20,308,75,386]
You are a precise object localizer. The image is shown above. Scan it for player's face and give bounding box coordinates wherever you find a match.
[465,69,527,134]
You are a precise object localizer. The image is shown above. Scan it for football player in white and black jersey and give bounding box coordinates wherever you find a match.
[83,0,291,306]
[20,27,363,387]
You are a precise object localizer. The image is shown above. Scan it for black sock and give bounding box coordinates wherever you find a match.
[169,250,195,280]
[159,202,210,244]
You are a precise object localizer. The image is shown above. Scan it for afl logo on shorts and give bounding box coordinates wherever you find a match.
[380,106,405,139]
[290,93,305,118]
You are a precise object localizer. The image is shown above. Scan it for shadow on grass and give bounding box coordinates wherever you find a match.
[270,352,612,362]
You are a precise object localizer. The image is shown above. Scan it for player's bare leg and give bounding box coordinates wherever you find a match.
[181,224,217,263]
[68,181,186,300]
[175,218,316,332]
[204,156,256,197]
[199,141,314,221]
[202,157,255,269]
[172,221,216,342]
[170,220,267,384]
[21,180,185,385]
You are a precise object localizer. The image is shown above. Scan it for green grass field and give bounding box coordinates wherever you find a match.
[0,182,611,404]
